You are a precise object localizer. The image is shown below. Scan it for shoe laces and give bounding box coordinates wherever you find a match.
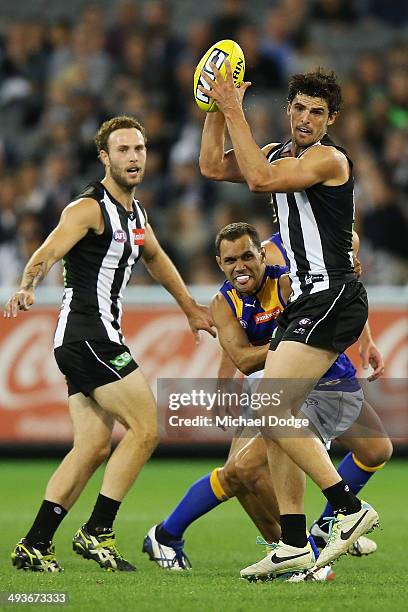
[256,536,278,554]
[95,536,123,559]
[40,551,61,571]
[168,541,192,569]
[322,516,340,543]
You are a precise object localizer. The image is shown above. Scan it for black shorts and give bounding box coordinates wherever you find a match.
[54,340,139,397]
[269,280,368,354]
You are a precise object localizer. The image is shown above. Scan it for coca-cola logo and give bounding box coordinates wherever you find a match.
[0,315,66,410]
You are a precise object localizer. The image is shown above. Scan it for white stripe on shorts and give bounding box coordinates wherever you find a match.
[305,284,346,344]
[85,341,121,379]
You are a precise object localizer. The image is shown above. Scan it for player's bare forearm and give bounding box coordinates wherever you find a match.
[359,321,373,346]
[144,248,195,313]
[232,344,268,376]
[199,113,244,182]
[4,247,56,317]
[223,108,273,191]
[359,320,385,381]
[218,349,238,379]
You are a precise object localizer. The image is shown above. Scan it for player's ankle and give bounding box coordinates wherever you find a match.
[280,514,308,548]
[322,480,361,515]
[156,523,182,545]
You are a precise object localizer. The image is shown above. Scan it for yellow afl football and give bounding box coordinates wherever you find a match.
[193,39,245,112]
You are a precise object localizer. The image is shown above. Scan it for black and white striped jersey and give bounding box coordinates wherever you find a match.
[268,133,356,301]
[54,181,146,348]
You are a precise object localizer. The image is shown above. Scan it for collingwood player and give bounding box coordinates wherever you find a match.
[199,67,379,576]
[142,224,390,577]
[4,115,215,573]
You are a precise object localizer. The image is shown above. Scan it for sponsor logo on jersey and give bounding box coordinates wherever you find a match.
[239,319,248,329]
[113,229,127,243]
[132,228,145,246]
[254,307,281,325]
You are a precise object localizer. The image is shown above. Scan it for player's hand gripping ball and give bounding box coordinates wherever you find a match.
[193,39,245,112]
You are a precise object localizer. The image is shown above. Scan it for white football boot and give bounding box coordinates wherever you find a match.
[310,521,378,556]
[142,525,191,570]
[286,565,335,582]
[315,501,379,568]
[240,540,315,581]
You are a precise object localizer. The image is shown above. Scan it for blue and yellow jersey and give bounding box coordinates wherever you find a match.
[219,264,288,345]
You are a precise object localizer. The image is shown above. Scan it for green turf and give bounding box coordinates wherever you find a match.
[0,458,406,612]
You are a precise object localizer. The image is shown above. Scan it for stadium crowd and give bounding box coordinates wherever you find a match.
[0,0,407,286]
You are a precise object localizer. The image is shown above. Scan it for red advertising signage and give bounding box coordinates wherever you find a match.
[0,306,406,445]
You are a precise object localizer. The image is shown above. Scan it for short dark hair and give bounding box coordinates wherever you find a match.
[288,68,342,116]
[95,115,147,154]
[215,222,261,255]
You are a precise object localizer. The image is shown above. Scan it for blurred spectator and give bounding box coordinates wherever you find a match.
[311,0,358,24]
[106,1,141,61]
[211,0,247,42]
[236,24,285,92]
[0,2,406,287]
[364,0,408,28]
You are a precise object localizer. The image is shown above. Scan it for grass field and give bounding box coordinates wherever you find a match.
[0,458,406,612]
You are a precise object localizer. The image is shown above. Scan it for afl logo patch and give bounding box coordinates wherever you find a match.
[299,318,312,326]
[114,229,127,243]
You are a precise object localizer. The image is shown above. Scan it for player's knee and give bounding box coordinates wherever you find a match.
[75,440,111,467]
[234,451,261,491]
[140,425,159,454]
[355,438,393,467]
[219,462,242,497]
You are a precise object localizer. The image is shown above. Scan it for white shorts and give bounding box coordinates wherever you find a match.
[247,370,363,445]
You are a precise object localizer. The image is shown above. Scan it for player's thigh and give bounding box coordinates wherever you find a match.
[91,368,157,434]
[265,340,337,379]
[261,341,337,414]
[68,392,114,452]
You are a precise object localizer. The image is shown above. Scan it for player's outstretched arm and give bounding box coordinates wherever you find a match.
[142,223,216,342]
[200,61,348,193]
[359,322,384,382]
[210,293,268,375]
[4,198,100,318]
[199,88,277,183]
[199,112,245,183]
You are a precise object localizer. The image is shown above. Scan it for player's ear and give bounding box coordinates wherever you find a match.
[216,255,223,271]
[286,103,291,116]
[327,111,338,126]
[260,247,266,263]
[99,149,109,167]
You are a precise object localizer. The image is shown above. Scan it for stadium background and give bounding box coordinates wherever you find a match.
[0,2,407,609]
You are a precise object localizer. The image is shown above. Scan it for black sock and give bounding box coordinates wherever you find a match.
[280,514,308,548]
[316,514,329,532]
[156,523,181,545]
[86,494,121,534]
[322,480,361,515]
[25,500,67,548]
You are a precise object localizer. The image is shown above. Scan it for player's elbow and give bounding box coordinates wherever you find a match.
[246,175,271,193]
[199,156,222,181]
[235,354,256,376]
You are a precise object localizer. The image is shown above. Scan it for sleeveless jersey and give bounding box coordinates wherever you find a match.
[54,182,146,348]
[267,134,356,301]
[219,265,287,345]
